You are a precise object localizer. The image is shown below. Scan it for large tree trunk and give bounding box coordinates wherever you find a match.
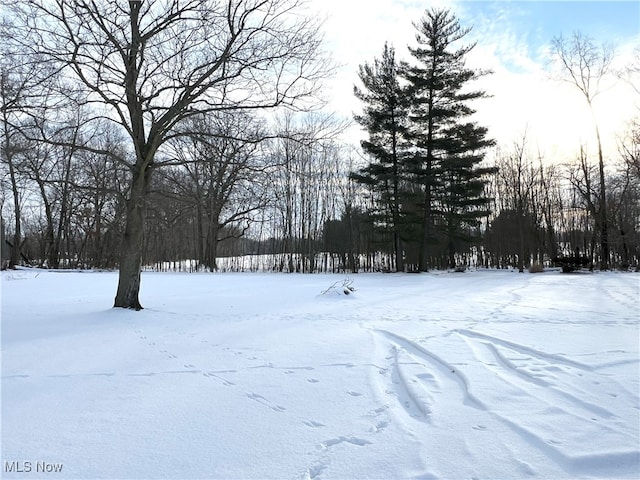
[8,164,22,269]
[419,88,435,273]
[114,168,151,310]
[205,220,220,272]
[595,124,609,270]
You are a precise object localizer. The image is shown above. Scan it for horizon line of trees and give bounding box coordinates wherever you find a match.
[3,106,638,273]
[2,5,639,282]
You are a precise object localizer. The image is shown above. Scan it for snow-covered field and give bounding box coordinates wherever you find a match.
[2,269,639,479]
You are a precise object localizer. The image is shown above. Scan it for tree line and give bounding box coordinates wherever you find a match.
[1,3,638,307]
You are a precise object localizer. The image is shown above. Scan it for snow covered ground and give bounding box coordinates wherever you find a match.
[1,269,639,479]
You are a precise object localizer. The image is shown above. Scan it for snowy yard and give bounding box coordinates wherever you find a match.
[1,269,639,479]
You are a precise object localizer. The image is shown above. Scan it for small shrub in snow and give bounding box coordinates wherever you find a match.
[321,278,356,296]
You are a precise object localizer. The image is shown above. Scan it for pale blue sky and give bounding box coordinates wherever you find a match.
[456,1,639,70]
[315,0,639,161]
[457,1,638,42]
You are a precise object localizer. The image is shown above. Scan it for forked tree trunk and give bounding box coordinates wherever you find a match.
[114,168,151,310]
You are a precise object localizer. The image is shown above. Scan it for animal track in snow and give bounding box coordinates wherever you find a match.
[246,392,286,412]
[320,436,371,449]
[303,420,325,428]
[366,406,389,417]
[370,419,389,433]
[304,463,327,480]
[203,371,235,386]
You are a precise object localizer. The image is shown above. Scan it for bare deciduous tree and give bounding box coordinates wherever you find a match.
[6,0,331,308]
[0,66,27,268]
[163,112,271,271]
[551,32,614,269]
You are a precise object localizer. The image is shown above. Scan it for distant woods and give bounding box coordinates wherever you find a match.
[1,6,639,275]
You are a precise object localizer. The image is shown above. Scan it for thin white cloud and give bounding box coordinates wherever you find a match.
[309,0,639,164]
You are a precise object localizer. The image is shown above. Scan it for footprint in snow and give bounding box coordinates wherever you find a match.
[305,464,327,480]
[320,436,371,449]
[368,406,388,416]
[304,420,325,428]
[370,419,389,433]
[202,372,234,386]
[246,393,286,412]
[347,391,363,397]
[307,378,320,383]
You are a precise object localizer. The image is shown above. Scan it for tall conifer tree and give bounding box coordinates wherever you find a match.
[402,8,494,270]
[352,43,410,272]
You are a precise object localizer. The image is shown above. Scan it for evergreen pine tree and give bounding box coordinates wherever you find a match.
[439,123,496,267]
[352,43,410,272]
[402,8,494,270]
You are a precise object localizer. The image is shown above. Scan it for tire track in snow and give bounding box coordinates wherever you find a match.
[454,328,591,370]
[457,332,618,421]
[454,330,640,476]
[371,328,639,477]
[369,329,518,479]
[386,343,435,420]
[455,328,638,397]
[483,342,619,419]
[374,329,486,416]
